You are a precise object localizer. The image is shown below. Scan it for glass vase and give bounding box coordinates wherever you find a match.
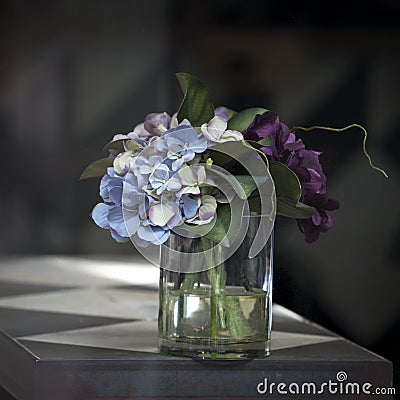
[158,217,273,359]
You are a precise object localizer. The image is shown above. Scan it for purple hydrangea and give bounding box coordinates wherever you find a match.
[297,194,340,243]
[214,106,236,122]
[143,112,172,135]
[243,111,339,243]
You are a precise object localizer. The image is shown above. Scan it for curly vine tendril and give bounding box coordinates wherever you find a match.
[292,124,388,179]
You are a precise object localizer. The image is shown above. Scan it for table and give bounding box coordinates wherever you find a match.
[0,256,393,399]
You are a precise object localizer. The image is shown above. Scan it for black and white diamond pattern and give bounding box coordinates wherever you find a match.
[0,256,392,399]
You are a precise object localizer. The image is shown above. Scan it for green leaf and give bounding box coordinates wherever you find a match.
[79,158,114,180]
[103,139,125,152]
[257,136,272,146]
[204,203,236,245]
[206,167,246,200]
[213,200,247,246]
[245,137,272,151]
[207,167,265,200]
[177,205,231,245]
[124,140,143,151]
[208,149,236,169]
[269,161,301,203]
[176,73,214,126]
[235,175,266,198]
[104,138,143,152]
[248,196,261,213]
[182,201,246,246]
[245,140,263,150]
[175,222,216,238]
[268,161,316,218]
[227,107,268,132]
[277,197,316,219]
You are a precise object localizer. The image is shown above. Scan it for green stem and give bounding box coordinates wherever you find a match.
[200,237,221,359]
[293,124,388,178]
[224,296,253,338]
[180,273,197,291]
[210,294,218,359]
[207,264,226,329]
[201,238,253,348]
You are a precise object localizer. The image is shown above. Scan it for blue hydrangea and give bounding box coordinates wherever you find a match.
[92,168,130,243]
[157,125,208,171]
[92,120,217,247]
[180,194,199,219]
[148,164,181,195]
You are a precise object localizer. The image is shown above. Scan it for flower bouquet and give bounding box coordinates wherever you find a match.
[81,73,386,359]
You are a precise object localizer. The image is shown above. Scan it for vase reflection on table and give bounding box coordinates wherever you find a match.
[159,217,273,360]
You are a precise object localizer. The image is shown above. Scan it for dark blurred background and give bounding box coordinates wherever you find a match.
[1,0,399,390]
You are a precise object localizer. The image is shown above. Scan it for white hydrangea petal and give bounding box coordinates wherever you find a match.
[208,116,227,136]
[113,151,133,176]
[223,129,243,141]
[200,123,215,141]
[166,176,182,191]
[197,166,207,185]
[178,167,198,186]
[202,194,217,207]
[198,203,216,221]
[148,202,175,227]
[170,113,179,128]
[178,186,201,196]
[179,118,191,126]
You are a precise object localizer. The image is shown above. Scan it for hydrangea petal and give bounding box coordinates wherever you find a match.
[148,202,175,227]
[144,112,171,135]
[201,116,243,143]
[208,116,227,137]
[198,203,216,222]
[127,123,151,141]
[137,225,170,245]
[166,176,182,191]
[91,203,111,229]
[124,213,140,235]
[108,206,128,237]
[109,186,123,205]
[223,129,243,141]
[166,207,184,229]
[181,195,199,219]
[311,211,322,226]
[171,157,185,172]
[122,181,144,210]
[110,229,129,243]
[131,233,150,248]
[214,106,234,121]
[113,151,134,176]
[197,166,207,184]
[178,167,198,186]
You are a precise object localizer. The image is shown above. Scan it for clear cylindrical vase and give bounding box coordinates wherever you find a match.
[158,217,273,359]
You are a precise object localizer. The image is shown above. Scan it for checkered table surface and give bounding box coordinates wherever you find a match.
[0,256,393,399]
